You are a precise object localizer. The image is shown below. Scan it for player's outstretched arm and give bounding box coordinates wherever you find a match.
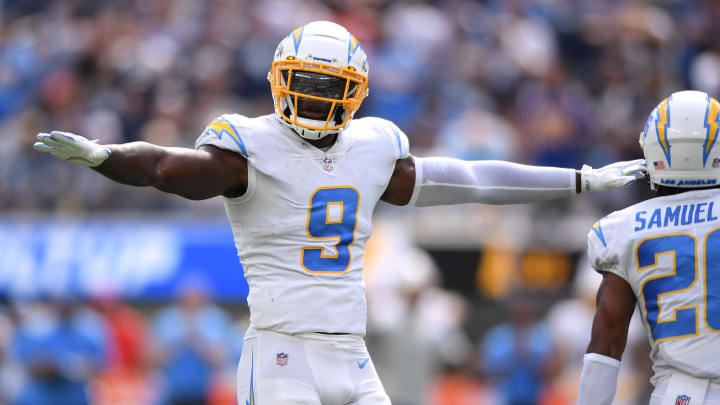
[381,157,646,206]
[34,131,248,200]
[577,272,636,405]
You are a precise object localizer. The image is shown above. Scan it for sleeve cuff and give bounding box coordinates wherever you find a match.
[584,352,621,368]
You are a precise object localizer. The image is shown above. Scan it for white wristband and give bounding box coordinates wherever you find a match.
[577,353,621,405]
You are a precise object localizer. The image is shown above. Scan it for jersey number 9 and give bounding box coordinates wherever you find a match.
[301,187,360,274]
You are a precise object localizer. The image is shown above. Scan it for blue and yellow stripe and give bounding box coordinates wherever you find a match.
[291,26,304,55]
[703,96,720,167]
[655,97,672,167]
[347,35,361,64]
[592,219,607,248]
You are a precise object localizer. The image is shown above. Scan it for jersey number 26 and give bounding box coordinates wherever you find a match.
[638,228,720,343]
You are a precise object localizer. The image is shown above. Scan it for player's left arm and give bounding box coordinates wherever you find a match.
[576,271,636,405]
[381,156,647,206]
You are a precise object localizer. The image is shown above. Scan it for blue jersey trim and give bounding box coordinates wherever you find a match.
[246,352,255,405]
[390,125,403,157]
[591,219,607,248]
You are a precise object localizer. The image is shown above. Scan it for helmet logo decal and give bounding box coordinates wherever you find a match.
[291,26,305,55]
[655,97,672,167]
[703,96,720,167]
[347,35,361,64]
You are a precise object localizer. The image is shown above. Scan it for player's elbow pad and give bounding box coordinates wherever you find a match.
[407,157,576,207]
[577,353,621,405]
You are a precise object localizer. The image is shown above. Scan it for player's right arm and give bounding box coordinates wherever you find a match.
[576,213,637,405]
[374,119,647,207]
[34,131,248,200]
[576,271,636,405]
[586,272,637,359]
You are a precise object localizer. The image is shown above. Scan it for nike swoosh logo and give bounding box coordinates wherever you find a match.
[357,358,370,369]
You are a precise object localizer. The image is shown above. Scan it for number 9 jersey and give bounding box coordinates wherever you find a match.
[588,188,720,385]
[196,113,409,336]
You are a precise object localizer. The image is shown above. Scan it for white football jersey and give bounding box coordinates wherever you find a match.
[196,114,409,335]
[588,189,720,385]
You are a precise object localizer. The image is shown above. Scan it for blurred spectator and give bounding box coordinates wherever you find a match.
[0,303,18,404]
[544,259,649,405]
[368,247,472,405]
[96,297,147,372]
[91,297,153,405]
[429,366,493,405]
[481,296,553,405]
[151,282,232,405]
[8,300,107,405]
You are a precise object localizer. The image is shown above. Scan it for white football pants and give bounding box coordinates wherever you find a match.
[650,379,720,405]
[236,326,391,405]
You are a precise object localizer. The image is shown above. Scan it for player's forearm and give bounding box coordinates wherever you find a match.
[409,157,577,206]
[586,273,635,361]
[96,143,229,200]
[94,142,169,187]
[586,317,629,361]
[407,157,646,206]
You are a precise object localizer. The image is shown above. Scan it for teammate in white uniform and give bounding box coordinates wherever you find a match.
[578,90,720,405]
[34,21,646,405]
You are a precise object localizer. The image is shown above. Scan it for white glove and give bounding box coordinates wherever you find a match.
[580,159,647,192]
[33,131,111,167]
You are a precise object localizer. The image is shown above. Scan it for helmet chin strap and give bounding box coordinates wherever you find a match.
[294,127,339,151]
[278,98,338,140]
[275,114,339,145]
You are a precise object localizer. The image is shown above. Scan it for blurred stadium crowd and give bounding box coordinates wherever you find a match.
[4,0,720,213]
[2,0,720,404]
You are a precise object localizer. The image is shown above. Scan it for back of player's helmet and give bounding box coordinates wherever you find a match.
[640,90,720,190]
[268,21,369,140]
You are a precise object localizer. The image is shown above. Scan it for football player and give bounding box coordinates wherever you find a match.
[579,90,720,405]
[35,21,645,405]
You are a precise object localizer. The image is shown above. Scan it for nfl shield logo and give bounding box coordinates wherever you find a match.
[675,394,691,405]
[713,158,720,168]
[276,353,288,366]
[322,156,334,171]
